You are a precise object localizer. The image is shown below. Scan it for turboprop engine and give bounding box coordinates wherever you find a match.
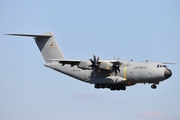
[78,60,91,69]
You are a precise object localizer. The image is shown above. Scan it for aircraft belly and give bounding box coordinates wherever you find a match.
[89,77,110,84]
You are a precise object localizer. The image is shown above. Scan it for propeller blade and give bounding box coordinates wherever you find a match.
[97,56,100,62]
[111,57,121,76]
[93,55,96,63]
[115,69,117,76]
[89,55,100,69]
[117,68,120,73]
[89,59,94,64]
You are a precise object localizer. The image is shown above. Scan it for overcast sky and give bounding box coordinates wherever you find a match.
[0,0,180,120]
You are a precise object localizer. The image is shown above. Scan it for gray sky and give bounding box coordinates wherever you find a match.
[0,0,179,120]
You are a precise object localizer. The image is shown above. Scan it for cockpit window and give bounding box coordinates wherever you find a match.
[163,65,167,68]
[157,64,168,68]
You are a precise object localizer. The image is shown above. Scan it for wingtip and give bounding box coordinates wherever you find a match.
[163,62,178,65]
[4,34,13,36]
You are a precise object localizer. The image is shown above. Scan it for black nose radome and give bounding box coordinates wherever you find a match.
[164,69,172,79]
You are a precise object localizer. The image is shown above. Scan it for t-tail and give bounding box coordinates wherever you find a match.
[6,32,65,63]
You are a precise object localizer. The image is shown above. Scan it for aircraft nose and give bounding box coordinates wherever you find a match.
[164,69,172,79]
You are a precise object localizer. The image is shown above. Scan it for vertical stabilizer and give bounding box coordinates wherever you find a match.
[34,32,65,62]
[6,32,65,63]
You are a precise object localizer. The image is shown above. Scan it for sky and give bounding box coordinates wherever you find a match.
[0,0,180,120]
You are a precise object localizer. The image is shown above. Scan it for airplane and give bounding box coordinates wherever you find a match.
[6,32,173,91]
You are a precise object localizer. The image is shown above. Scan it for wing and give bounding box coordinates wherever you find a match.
[45,58,122,71]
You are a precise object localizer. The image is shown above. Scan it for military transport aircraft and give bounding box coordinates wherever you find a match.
[6,32,173,91]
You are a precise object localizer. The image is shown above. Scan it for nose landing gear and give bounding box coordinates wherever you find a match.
[151,84,157,89]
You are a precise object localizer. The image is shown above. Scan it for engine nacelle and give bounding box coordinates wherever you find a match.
[78,60,91,69]
[99,62,113,70]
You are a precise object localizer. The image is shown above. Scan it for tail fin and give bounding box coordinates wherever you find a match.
[6,32,65,62]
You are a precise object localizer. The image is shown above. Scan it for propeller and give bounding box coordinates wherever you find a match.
[111,58,121,75]
[89,55,100,69]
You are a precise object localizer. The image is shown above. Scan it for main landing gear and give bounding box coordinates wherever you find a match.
[151,84,157,89]
[94,84,126,91]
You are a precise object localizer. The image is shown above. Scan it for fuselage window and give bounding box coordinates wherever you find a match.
[157,65,159,68]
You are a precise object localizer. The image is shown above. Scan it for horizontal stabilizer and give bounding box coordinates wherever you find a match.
[5,33,52,38]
